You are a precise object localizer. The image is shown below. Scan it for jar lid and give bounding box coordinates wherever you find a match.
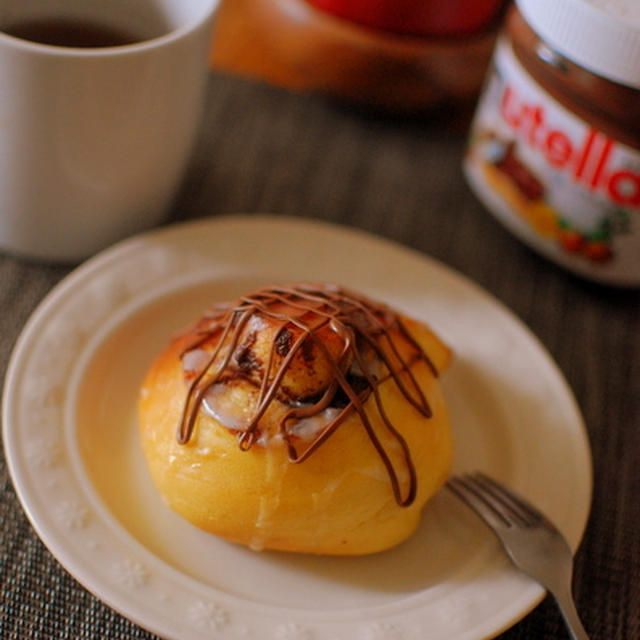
[516,0,640,88]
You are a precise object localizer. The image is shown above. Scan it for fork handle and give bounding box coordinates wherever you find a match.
[550,585,590,640]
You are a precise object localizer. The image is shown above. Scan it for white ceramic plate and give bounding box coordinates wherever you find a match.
[3,215,592,640]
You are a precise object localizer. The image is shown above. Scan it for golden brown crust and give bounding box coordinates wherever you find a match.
[138,285,453,555]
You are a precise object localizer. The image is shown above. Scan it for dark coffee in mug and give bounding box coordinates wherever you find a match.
[1,18,141,47]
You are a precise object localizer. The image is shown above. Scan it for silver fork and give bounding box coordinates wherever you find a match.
[447,472,589,640]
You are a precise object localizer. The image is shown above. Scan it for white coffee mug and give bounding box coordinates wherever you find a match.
[0,0,217,262]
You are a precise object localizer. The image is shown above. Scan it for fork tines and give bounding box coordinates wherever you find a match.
[447,472,547,530]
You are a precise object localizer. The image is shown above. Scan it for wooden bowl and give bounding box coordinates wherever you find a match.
[209,0,501,113]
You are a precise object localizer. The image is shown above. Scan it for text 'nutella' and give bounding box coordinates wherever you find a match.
[464,0,640,286]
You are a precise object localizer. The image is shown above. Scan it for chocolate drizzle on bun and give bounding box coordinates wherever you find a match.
[176,283,438,506]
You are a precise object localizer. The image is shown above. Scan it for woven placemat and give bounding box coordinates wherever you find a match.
[2,72,639,639]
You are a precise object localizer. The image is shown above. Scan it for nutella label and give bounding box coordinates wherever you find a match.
[465,38,640,285]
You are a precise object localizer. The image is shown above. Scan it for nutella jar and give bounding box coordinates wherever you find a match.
[464,0,640,286]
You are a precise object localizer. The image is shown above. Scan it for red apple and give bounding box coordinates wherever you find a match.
[304,0,505,36]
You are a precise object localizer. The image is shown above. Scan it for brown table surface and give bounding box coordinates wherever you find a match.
[1,70,639,640]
